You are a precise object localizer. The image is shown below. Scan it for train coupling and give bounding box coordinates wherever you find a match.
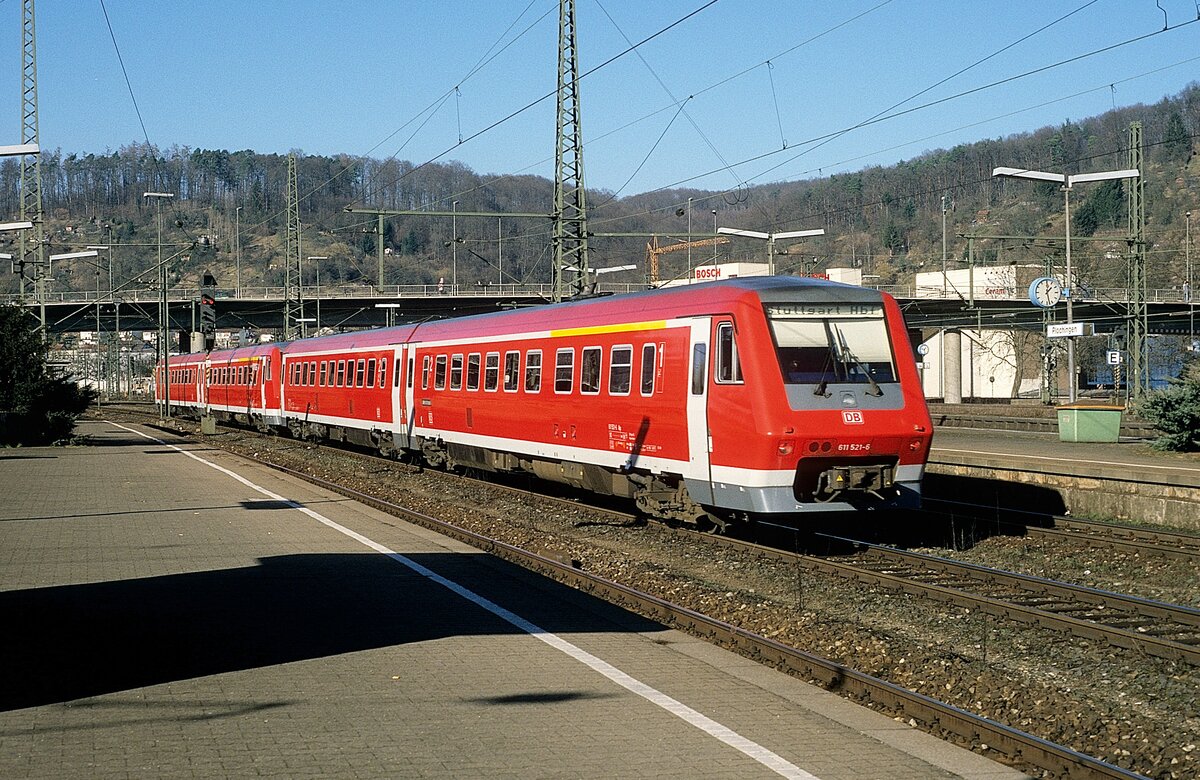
[815,463,894,501]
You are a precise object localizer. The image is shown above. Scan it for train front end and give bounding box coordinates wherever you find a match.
[708,280,932,517]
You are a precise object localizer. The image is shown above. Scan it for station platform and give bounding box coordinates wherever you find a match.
[930,427,1200,486]
[927,427,1200,526]
[0,420,1023,779]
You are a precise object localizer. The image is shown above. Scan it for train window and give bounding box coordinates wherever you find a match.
[525,350,542,393]
[691,344,707,395]
[504,351,520,392]
[715,322,743,384]
[337,360,346,387]
[555,348,574,394]
[450,354,463,390]
[484,353,500,391]
[580,347,601,395]
[395,357,402,388]
[609,346,632,395]
[407,356,414,389]
[379,358,388,388]
[640,344,656,396]
[367,358,377,388]
[320,361,328,386]
[764,303,896,387]
[306,362,315,386]
[422,355,432,389]
[434,355,447,390]
[466,353,480,391]
[356,359,366,388]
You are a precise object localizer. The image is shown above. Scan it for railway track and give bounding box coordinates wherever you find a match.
[924,496,1200,563]
[813,534,1200,666]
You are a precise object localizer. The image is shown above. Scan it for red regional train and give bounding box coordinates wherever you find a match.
[156,278,933,529]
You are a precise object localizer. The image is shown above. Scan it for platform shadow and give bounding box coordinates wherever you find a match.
[0,552,664,711]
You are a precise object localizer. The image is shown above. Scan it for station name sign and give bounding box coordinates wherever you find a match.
[1046,322,1094,338]
[766,303,882,319]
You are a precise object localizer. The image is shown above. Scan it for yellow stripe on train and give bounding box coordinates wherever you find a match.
[550,320,668,338]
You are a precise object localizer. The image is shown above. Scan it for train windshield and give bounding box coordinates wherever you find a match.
[765,302,896,392]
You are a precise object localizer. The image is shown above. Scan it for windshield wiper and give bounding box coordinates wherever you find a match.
[832,325,883,397]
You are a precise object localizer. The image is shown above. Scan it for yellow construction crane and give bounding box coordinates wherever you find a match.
[646,236,730,284]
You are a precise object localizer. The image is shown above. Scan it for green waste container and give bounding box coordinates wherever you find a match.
[1056,404,1123,443]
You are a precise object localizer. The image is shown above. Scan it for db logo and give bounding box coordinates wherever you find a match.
[841,410,864,425]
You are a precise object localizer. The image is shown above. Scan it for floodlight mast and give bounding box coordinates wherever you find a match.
[992,166,1139,402]
[717,226,825,275]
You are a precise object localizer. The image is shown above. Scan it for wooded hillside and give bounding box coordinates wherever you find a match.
[1,83,1196,298]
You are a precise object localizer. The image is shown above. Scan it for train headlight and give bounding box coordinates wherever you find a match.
[909,438,924,452]
[778,439,794,455]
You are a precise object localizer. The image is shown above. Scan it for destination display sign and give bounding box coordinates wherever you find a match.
[766,303,882,319]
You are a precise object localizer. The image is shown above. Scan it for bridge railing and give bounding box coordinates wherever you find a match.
[2,281,1190,306]
[0,281,655,306]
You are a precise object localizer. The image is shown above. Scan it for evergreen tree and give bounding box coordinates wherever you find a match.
[1137,358,1200,451]
[0,305,95,445]
[1161,112,1192,163]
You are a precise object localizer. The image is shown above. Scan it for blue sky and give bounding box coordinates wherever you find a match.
[4,1,1199,196]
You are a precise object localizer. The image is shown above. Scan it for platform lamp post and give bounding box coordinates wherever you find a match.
[375,302,401,328]
[144,192,175,418]
[992,167,1139,402]
[716,226,825,276]
[49,250,101,399]
[86,244,114,397]
[307,256,327,332]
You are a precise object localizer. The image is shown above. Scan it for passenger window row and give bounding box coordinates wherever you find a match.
[286,357,388,389]
[204,365,258,386]
[421,344,659,396]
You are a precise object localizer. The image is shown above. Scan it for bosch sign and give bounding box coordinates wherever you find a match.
[693,267,724,280]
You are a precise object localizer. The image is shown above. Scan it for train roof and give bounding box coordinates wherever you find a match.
[280,277,891,354]
[167,341,281,366]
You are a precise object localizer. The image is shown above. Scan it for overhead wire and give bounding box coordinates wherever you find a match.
[360,0,723,203]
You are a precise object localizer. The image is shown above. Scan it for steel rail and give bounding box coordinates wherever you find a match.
[922,496,1200,563]
[810,533,1200,666]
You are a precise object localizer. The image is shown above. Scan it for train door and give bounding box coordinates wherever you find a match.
[392,344,410,449]
[200,360,210,411]
[687,318,713,504]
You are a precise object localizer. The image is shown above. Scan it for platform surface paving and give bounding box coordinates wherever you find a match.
[0,420,1027,779]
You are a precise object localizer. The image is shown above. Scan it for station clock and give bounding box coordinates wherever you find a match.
[1028,276,1062,308]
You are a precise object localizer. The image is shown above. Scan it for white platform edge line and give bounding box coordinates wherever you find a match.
[108,421,819,780]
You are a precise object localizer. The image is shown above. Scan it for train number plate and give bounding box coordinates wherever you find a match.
[841,410,864,425]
